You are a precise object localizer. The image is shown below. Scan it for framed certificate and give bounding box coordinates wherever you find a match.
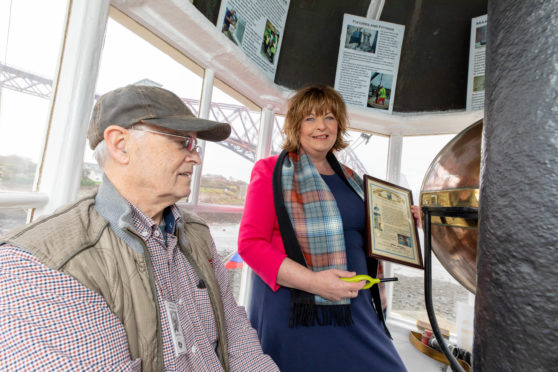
[364,175,423,269]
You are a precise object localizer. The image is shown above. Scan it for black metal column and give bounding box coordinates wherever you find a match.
[475,1,558,370]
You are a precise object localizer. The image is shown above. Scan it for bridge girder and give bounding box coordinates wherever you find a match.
[0,63,367,174]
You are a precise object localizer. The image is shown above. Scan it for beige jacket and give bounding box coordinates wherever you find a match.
[2,179,230,371]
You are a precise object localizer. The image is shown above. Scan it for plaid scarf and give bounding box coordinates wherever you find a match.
[273,149,364,327]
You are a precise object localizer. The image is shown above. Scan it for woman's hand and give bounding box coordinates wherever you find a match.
[311,269,366,301]
[411,205,422,227]
[277,258,365,300]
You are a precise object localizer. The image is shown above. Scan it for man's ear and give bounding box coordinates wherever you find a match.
[104,125,130,164]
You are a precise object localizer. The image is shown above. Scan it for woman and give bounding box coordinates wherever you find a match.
[238,84,408,371]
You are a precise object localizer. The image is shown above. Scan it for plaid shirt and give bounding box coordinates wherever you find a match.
[0,202,277,371]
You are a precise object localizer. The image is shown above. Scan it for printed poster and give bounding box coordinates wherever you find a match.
[334,14,405,114]
[217,0,290,81]
[466,15,487,111]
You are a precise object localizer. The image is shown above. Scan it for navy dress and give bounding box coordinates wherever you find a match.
[249,173,407,372]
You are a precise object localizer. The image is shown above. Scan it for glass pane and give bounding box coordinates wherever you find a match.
[391,134,473,332]
[0,208,27,235]
[271,115,285,156]
[194,85,263,301]
[400,134,457,200]
[0,0,69,191]
[337,130,388,179]
[200,85,260,205]
[94,19,203,96]
[196,210,243,302]
[81,18,205,196]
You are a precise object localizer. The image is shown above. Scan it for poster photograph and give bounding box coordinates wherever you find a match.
[334,14,405,114]
[475,23,487,48]
[220,7,246,46]
[261,20,280,64]
[364,175,423,269]
[345,25,378,54]
[217,0,290,80]
[367,72,393,110]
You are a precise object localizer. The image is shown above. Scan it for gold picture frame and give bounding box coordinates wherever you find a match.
[364,175,423,269]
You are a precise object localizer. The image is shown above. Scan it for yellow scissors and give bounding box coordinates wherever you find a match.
[340,275,398,290]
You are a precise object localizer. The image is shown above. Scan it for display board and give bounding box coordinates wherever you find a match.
[466,14,487,111]
[334,14,404,114]
[217,0,290,81]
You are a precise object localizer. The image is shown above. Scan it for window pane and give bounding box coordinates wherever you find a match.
[337,130,388,179]
[94,18,203,95]
[392,134,473,331]
[271,115,285,156]
[195,85,262,301]
[200,85,260,205]
[81,18,205,196]
[196,210,243,302]
[0,0,69,191]
[0,208,27,235]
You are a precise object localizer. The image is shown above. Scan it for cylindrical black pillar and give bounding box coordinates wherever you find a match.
[475,1,558,370]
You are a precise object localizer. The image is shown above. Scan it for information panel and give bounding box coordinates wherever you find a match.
[217,0,290,81]
[466,14,487,111]
[334,14,405,114]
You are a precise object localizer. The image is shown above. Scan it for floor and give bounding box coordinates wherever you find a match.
[389,319,450,372]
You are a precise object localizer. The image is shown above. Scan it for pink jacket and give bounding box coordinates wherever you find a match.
[238,155,286,291]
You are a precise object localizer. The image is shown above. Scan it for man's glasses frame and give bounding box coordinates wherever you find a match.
[129,126,201,153]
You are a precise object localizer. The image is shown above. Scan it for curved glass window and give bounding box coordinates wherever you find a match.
[392,134,473,333]
[0,0,69,192]
[81,17,204,197]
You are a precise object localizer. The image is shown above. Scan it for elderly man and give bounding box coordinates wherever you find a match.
[0,85,278,371]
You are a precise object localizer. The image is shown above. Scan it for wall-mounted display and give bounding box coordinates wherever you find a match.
[466,14,487,111]
[217,0,290,81]
[334,14,404,114]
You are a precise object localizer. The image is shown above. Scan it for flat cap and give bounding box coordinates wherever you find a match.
[88,85,231,149]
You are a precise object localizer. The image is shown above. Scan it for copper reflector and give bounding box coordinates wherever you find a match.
[420,119,482,293]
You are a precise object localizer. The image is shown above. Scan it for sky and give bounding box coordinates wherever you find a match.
[0,0,68,166]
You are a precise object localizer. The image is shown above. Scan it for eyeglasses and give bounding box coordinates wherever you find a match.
[129,127,201,153]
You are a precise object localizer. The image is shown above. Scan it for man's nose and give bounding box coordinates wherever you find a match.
[185,151,202,165]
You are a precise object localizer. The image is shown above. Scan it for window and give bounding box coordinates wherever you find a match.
[0,0,69,228]
[0,0,69,193]
[81,16,205,197]
[198,82,260,206]
[193,82,262,302]
[338,130,389,179]
[271,114,285,156]
[0,207,27,235]
[391,134,473,332]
